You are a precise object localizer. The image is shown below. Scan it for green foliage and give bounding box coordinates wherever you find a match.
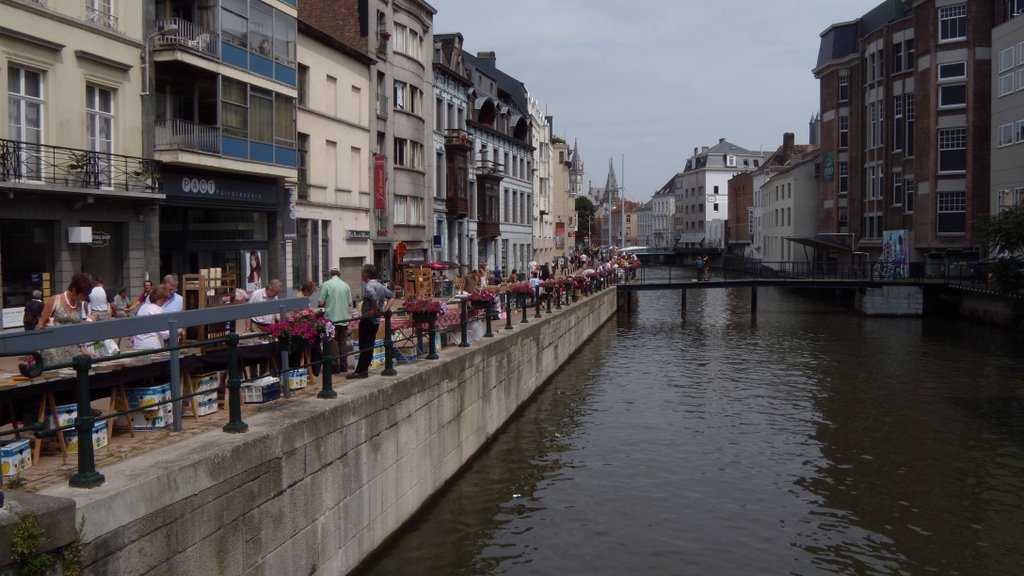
[59,516,87,576]
[575,197,597,240]
[980,205,1024,255]
[551,136,566,144]
[5,474,26,489]
[11,514,56,576]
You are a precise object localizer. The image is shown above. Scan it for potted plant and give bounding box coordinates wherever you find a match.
[403,297,447,323]
[510,282,535,304]
[268,309,335,352]
[467,290,498,310]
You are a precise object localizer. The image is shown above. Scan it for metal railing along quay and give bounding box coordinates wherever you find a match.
[0,279,623,497]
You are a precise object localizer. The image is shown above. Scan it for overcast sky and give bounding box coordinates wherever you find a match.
[433,0,884,203]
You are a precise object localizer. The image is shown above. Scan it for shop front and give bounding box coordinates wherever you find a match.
[159,167,286,293]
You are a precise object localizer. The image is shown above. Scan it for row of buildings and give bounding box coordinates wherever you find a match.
[634,0,1024,272]
[0,0,587,325]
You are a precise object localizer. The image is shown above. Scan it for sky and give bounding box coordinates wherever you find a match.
[433,0,885,203]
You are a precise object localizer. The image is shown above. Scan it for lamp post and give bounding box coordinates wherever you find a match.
[142,24,178,96]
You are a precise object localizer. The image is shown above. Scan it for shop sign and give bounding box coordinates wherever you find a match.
[373,155,387,211]
[90,230,111,248]
[282,186,297,241]
[162,167,279,206]
[346,230,371,240]
[822,151,835,183]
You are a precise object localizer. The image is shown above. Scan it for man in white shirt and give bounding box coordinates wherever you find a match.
[161,274,183,313]
[248,278,283,331]
[87,276,110,321]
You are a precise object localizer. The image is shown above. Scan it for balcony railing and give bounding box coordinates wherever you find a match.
[376,94,389,119]
[153,18,219,58]
[155,119,222,154]
[444,129,472,148]
[86,4,118,31]
[476,159,504,177]
[0,139,161,194]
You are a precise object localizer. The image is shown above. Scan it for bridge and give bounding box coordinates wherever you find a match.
[614,261,963,316]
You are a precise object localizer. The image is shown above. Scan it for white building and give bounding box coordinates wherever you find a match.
[637,200,653,247]
[760,154,821,262]
[992,10,1024,213]
[529,95,555,265]
[651,180,677,248]
[673,139,767,248]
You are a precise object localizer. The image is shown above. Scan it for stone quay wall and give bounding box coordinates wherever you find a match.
[38,288,618,576]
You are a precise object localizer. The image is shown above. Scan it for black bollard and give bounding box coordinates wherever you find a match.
[505,292,514,330]
[484,304,494,337]
[319,331,337,398]
[69,354,104,488]
[521,296,529,323]
[546,291,553,314]
[535,294,542,318]
[459,300,470,347]
[223,333,249,434]
[426,315,439,359]
[382,310,397,376]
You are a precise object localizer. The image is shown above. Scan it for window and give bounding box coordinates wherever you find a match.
[838,75,849,102]
[867,166,876,199]
[249,1,273,57]
[274,94,295,147]
[893,95,904,150]
[938,128,967,172]
[393,137,407,167]
[297,64,308,106]
[1017,120,1024,143]
[938,4,967,42]
[892,172,903,205]
[394,195,407,224]
[939,84,967,108]
[435,97,444,131]
[1018,69,1024,92]
[1000,47,1015,73]
[838,206,849,228]
[221,78,248,138]
[906,94,915,157]
[938,62,966,80]
[726,155,736,167]
[868,103,878,148]
[893,42,904,73]
[999,123,1015,147]
[7,66,44,181]
[936,191,966,234]
[999,74,1015,97]
[904,176,914,212]
[998,188,1023,209]
[221,2,247,48]
[86,84,114,186]
[839,115,849,149]
[393,80,406,110]
[86,0,117,30]
[905,38,915,71]
[839,161,849,195]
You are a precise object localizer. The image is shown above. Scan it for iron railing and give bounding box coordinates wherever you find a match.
[85,4,118,31]
[0,138,161,194]
[153,18,219,57]
[155,119,221,154]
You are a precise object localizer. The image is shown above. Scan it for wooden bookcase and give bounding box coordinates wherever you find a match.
[182,273,237,343]
[401,266,433,299]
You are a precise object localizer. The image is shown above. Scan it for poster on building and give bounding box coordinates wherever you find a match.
[374,155,387,211]
[555,223,566,250]
[242,250,266,292]
[881,230,909,279]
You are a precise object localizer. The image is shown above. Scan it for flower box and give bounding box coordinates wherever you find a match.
[127,383,174,431]
[403,297,448,315]
[241,376,280,403]
[1,439,32,476]
[268,310,335,348]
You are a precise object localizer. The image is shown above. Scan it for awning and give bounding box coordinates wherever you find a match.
[784,236,854,252]
[678,233,705,244]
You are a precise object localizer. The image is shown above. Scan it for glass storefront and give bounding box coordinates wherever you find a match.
[160,206,269,284]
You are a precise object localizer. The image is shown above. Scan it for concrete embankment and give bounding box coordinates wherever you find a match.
[35,288,618,575]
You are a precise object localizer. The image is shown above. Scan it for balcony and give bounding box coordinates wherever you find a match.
[85,4,118,32]
[444,129,472,149]
[477,219,501,239]
[0,139,161,194]
[376,94,389,119]
[153,18,219,58]
[476,159,504,177]
[156,119,222,155]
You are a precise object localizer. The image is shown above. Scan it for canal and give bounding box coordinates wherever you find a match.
[353,287,1024,575]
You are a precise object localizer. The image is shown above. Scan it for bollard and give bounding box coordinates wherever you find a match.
[546,291,553,314]
[556,289,562,310]
[535,295,542,318]
[521,296,529,323]
[459,300,470,347]
[484,304,494,337]
[382,310,397,376]
[505,292,514,330]
[223,333,249,433]
[319,331,337,399]
[69,354,104,488]
[426,315,439,359]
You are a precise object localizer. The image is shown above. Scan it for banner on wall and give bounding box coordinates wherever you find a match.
[555,222,566,250]
[881,230,910,279]
[374,155,387,211]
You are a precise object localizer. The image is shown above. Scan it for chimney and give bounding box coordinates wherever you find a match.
[783,132,795,160]
[693,147,698,158]
[719,138,726,144]
[701,146,709,154]
[476,51,496,63]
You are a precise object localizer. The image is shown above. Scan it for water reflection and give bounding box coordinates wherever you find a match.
[354,288,1024,576]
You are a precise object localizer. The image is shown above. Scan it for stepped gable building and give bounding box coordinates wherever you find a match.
[815,1,1012,268]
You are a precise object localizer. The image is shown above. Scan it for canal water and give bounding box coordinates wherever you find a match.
[353,287,1024,576]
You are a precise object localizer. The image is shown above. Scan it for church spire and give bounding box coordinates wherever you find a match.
[604,157,619,205]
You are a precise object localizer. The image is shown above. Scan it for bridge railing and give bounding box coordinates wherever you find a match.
[633,260,935,284]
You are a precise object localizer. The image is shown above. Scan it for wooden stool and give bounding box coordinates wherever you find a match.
[108,382,138,438]
[33,392,68,463]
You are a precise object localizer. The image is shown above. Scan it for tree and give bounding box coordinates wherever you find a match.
[574,196,596,246]
[979,205,1024,291]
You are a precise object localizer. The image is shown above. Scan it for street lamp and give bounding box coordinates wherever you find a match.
[141,23,178,96]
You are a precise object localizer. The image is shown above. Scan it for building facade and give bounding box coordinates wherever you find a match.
[815,1,1007,269]
[529,97,554,266]
[637,200,653,247]
[293,19,375,291]
[992,8,1024,213]
[651,180,676,248]
[2,0,154,326]
[759,154,822,262]
[151,0,299,292]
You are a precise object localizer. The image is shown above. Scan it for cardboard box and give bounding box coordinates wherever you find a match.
[1,438,32,476]
[241,376,280,403]
[127,383,174,430]
[64,420,109,453]
[193,371,221,393]
[196,395,218,416]
[48,403,77,430]
[285,368,308,391]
